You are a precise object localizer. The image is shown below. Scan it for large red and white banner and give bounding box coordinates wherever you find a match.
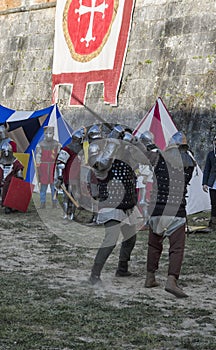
[52,0,135,106]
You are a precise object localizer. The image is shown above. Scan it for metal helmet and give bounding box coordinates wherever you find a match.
[140,131,154,146]
[123,131,134,143]
[1,142,12,155]
[168,131,187,146]
[0,142,13,164]
[72,127,85,143]
[109,125,125,139]
[66,127,85,154]
[87,125,101,141]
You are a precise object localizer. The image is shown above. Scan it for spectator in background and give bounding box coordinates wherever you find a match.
[202,135,216,229]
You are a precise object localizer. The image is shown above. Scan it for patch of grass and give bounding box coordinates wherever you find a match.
[0,272,174,349]
[1,208,216,350]
[180,336,216,350]
[183,232,216,275]
[1,270,215,350]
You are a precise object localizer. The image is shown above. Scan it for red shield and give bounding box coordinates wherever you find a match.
[63,0,118,62]
[3,177,34,213]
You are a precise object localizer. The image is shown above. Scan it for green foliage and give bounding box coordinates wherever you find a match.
[144,59,153,64]
[192,56,203,59]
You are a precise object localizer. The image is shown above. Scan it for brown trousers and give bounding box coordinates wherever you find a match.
[146,224,186,279]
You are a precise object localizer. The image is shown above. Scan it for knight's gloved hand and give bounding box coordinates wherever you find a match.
[54,176,63,190]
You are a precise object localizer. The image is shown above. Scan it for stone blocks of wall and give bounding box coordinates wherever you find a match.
[0,0,215,165]
[0,0,55,12]
[0,4,55,110]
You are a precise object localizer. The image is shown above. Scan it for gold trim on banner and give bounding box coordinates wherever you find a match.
[63,0,119,63]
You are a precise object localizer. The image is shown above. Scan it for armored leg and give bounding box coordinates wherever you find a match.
[89,220,119,284]
[67,200,76,221]
[116,223,136,277]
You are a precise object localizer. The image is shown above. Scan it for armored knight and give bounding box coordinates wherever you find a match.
[54,127,85,220]
[144,131,196,298]
[0,142,24,214]
[36,126,61,209]
[135,131,157,225]
[0,123,17,152]
[87,124,140,285]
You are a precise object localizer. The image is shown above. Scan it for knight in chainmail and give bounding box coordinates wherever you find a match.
[143,131,196,298]
[0,123,17,152]
[87,124,142,285]
[0,142,24,214]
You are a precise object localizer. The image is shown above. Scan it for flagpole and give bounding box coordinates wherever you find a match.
[31,150,41,191]
[70,90,113,131]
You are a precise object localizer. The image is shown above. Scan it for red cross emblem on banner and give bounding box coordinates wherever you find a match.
[63,0,118,62]
[52,0,135,106]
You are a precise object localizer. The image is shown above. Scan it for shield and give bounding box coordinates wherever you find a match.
[3,177,34,212]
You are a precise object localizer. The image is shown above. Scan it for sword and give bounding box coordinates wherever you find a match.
[60,184,80,209]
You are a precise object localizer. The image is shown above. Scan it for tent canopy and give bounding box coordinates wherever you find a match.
[0,104,72,182]
[134,97,211,215]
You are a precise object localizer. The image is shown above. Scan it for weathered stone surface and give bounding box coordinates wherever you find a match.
[0,0,215,167]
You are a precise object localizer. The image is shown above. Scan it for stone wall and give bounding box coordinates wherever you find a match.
[0,0,56,110]
[0,0,215,166]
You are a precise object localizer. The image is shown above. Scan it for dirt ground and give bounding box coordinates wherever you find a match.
[0,193,216,350]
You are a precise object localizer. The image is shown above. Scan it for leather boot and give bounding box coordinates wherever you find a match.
[4,207,12,214]
[89,263,103,285]
[165,275,188,298]
[210,217,216,230]
[115,261,132,277]
[89,273,102,285]
[145,271,160,288]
